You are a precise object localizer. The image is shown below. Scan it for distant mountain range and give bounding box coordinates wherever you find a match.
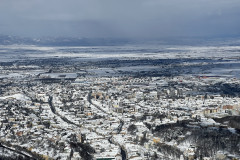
[0,35,130,46]
[0,34,240,46]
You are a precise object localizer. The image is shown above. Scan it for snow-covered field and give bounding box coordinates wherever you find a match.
[1,44,240,78]
[0,45,240,62]
[0,93,30,101]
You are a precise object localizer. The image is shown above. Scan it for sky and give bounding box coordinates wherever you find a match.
[0,0,240,39]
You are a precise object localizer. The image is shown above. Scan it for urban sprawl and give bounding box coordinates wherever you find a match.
[0,46,240,160]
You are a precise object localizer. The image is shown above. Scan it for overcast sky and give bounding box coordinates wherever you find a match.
[0,0,240,38]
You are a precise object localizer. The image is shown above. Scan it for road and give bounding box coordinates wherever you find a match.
[88,91,127,160]
[0,142,38,160]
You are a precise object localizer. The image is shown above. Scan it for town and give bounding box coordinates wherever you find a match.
[0,45,240,160]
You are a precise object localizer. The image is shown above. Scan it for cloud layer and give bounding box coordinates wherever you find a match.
[0,0,240,38]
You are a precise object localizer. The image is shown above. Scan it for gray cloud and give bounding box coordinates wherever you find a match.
[0,0,240,38]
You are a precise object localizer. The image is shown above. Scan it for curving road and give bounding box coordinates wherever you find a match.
[88,91,127,160]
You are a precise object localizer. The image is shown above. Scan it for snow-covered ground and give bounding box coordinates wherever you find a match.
[0,93,30,101]
[0,45,240,62]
